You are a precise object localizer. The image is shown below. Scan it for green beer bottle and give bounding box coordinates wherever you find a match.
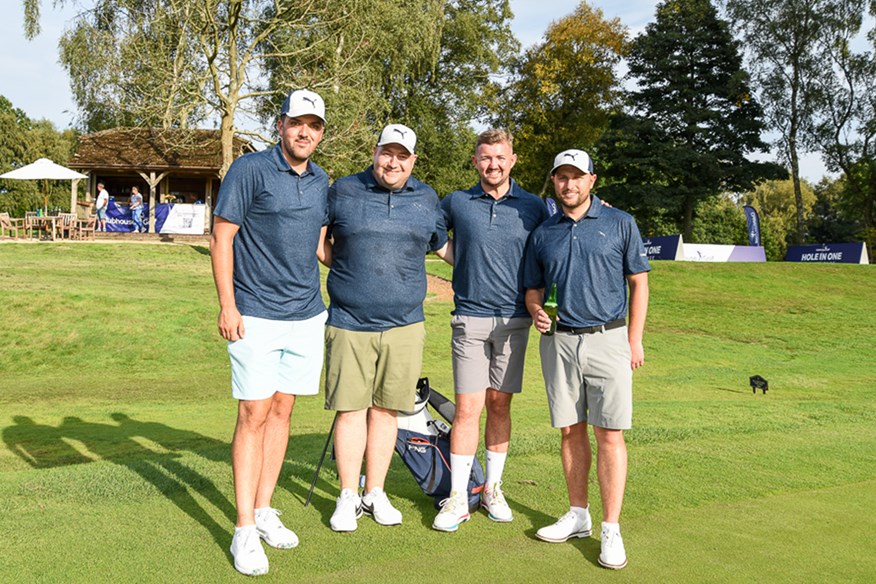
[543,283,558,335]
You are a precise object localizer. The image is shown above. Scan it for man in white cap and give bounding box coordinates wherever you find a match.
[322,123,450,532]
[523,149,650,570]
[211,89,329,576]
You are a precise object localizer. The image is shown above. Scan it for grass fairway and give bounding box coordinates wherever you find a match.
[1,243,875,583]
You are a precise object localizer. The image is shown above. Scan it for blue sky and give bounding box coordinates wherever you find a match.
[0,1,830,180]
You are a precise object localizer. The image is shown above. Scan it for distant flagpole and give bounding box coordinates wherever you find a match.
[743,205,761,246]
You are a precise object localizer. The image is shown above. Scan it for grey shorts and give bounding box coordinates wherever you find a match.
[539,325,632,429]
[450,315,531,395]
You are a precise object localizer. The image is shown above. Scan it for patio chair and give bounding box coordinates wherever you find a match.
[75,215,96,241]
[58,212,77,239]
[0,213,27,239]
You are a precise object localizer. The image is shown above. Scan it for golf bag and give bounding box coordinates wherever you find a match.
[395,378,485,512]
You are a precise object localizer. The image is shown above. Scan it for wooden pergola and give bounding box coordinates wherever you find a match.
[68,128,254,233]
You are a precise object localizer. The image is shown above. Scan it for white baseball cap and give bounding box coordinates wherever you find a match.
[377,123,417,154]
[280,89,326,123]
[551,149,594,175]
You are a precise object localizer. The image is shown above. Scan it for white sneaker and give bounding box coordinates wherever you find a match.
[361,487,402,526]
[330,488,363,532]
[535,509,592,543]
[255,507,299,549]
[432,491,470,532]
[481,481,513,522]
[598,526,627,569]
[230,525,269,576]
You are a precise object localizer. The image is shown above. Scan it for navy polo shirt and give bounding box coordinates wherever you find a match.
[442,179,549,317]
[327,167,448,332]
[523,195,651,327]
[214,144,329,320]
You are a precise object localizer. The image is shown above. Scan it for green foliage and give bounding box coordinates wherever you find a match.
[498,2,628,194]
[689,195,748,246]
[262,0,517,194]
[721,0,858,244]
[0,96,79,216]
[601,0,770,240]
[742,179,816,260]
[2,244,875,581]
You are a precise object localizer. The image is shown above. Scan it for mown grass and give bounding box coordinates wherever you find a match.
[1,243,874,583]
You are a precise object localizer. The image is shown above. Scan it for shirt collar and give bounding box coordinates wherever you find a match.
[469,178,521,200]
[558,194,603,223]
[271,143,314,176]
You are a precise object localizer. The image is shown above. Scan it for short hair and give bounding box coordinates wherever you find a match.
[475,129,514,151]
[97,182,104,187]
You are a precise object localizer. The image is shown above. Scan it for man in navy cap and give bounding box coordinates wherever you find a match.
[211,89,329,576]
[524,149,650,570]
[322,123,450,532]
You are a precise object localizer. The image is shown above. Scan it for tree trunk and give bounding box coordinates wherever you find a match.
[219,109,235,180]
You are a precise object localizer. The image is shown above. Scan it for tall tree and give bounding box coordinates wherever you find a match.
[721,0,851,244]
[601,0,772,239]
[497,2,627,194]
[809,0,875,257]
[26,0,342,177]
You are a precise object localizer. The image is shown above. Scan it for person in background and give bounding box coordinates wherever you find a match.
[95,182,109,232]
[130,186,145,233]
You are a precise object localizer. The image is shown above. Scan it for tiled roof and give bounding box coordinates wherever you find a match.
[69,128,255,171]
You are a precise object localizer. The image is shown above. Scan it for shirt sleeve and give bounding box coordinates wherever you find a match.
[522,233,545,290]
[430,194,450,252]
[622,216,652,276]
[213,156,255,225]
[440,192,454,231]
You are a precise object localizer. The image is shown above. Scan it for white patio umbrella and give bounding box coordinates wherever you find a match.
[0,158,87,212]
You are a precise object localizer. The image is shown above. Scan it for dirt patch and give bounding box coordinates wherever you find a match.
[426,274,453,303]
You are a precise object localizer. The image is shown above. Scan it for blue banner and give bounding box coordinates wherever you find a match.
[785,243,869,264]
[106,199,149,232]
[743,205,761,246]
[642,235,683,261]
[546,197,559,217]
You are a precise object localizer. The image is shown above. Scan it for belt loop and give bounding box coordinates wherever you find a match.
[598,325,605,333]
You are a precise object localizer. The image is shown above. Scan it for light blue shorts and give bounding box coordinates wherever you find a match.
[228,311,327,401]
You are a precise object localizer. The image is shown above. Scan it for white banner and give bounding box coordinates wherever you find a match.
[159,204,206,235]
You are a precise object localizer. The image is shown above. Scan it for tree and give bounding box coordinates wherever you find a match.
[0,96,78,216]
[600,0,772,240]
[26,0,343,177]
[743,179,816,259]
[808,0,876,258]
[721,0,853,244]
[497,2,628,194]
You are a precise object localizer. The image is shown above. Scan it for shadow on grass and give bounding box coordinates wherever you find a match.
[189,244,210,256]
[3,413,235,562]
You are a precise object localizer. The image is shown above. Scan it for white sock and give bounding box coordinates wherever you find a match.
[485,449,507,487]
[450,453,474,496]
[571,505,589,518]
[602,521,620,534]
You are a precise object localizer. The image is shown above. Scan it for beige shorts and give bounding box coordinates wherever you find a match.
[539,325,632,430]
[324,322,425,412]
[450,315,531,394]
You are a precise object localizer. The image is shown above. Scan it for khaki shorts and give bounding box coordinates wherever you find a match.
[324,322,425,411]
[539,325,632,430]
[450,315,531,394]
